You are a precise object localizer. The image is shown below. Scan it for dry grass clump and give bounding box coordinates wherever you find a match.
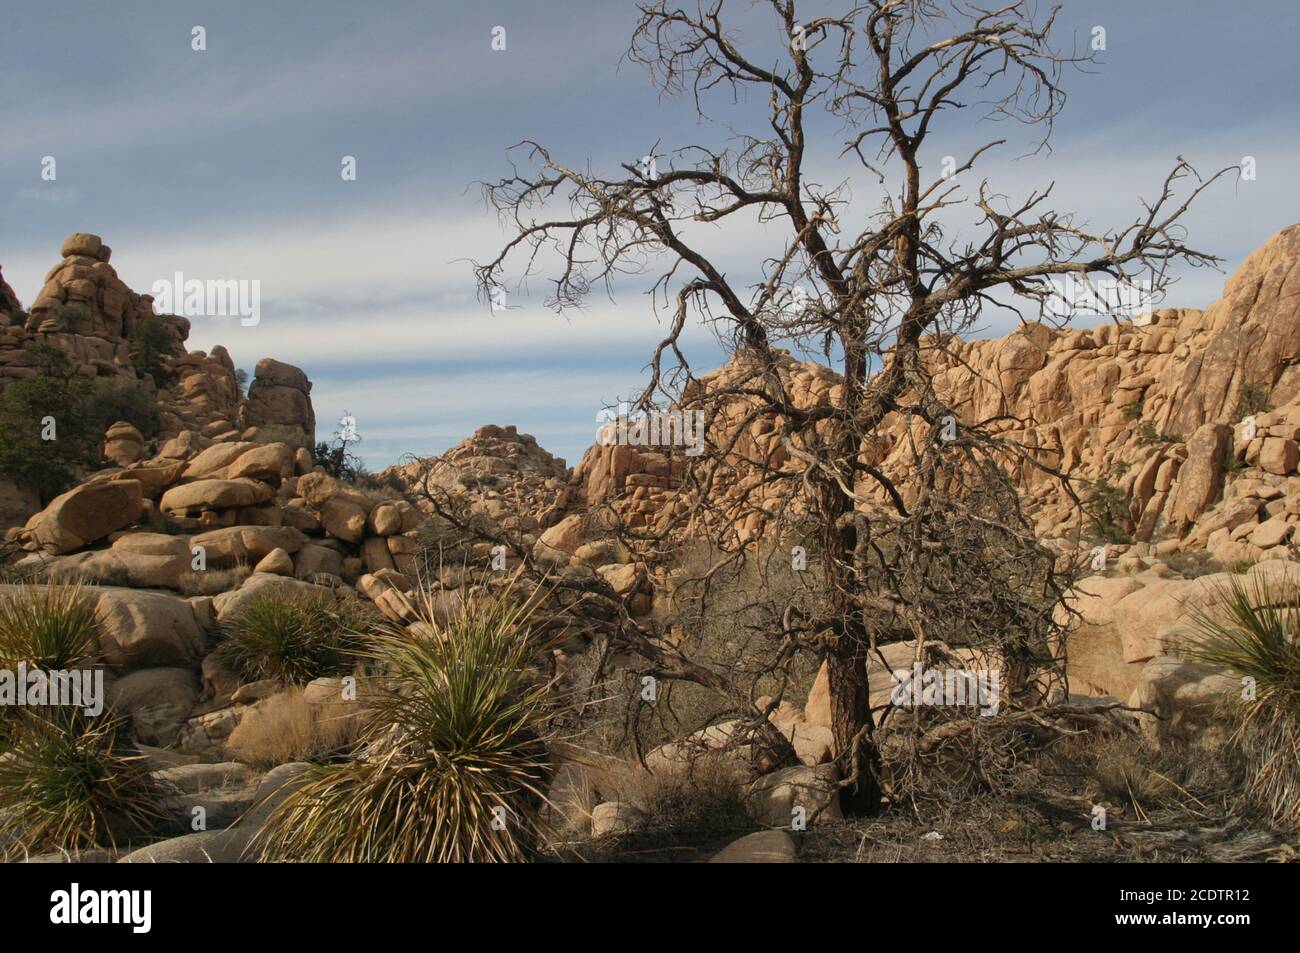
[177,561,252,597]
[225,687,366,768]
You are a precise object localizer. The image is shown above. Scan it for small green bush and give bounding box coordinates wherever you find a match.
[0,344,97,500]
[0,710,169,853]
[1083,479,1131,544]
[255,583,560,862]
[128,318,173,388]
[1239,381,1271,416]
[1188,574,1300,831]
[215,589,374,684]
[87,376,161,440]
[0,582,98,672]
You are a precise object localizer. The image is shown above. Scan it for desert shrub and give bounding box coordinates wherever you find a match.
[1083,478,1131,543]
[1239,381,1271,416]
[0,710,168,853]
[601,758,750,840]
[0,581,98,671]
[215,589,374,684]
[314,410,363,482]
[1042,723,1247,829]
[128,317,172,388]
[1136,420,1180,446]
[1188,574,1300,831]
[0,344,97,500]
[1121,401,1143,422]
[255,583,560,862]
[176,561,252,597]
[87,375,161,440]
[225,687,366,768]
[50,302,92,326]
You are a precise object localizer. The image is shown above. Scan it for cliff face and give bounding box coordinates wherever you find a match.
[571,225,1300,563]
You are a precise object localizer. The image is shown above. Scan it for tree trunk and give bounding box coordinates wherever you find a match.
[819,446,883,814]
[827,626,883,814]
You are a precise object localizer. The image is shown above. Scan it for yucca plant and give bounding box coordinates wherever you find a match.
[215,588,374,684]
[0,709,170,853]
[1188,572,1300,831]
[255,578,562,862]
[0,580,98,671]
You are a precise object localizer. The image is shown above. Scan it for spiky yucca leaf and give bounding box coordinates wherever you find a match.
[0,581,98,671]
[0,710,169,853]
[215,588,374,684]
[1188,572,1300,830]
[255,578,560,862]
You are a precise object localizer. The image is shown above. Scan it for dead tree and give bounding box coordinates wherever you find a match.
[475,0,1230,813]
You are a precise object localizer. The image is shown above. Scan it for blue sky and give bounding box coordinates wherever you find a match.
[2,1,1297,469]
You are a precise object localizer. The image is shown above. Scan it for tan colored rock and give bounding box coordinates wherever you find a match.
[282,498,321,532]
[709,830,797,863]
[60,232,103,258]
[1127,656,1239,745]
[597,562,643,596]
[94,589,206,670]
[190,525,303,562]
[107,461,185,499]
[212,573,334,621]
[32,481,143,554]
[225,443,294,483]
[102,421,145,466]
[182,442,257,480]
[160,479,272,514]
[320,496,369,543]
[367,502,402,536]
[110,533,191,588]
[1166,424,1232,535]
[253,547,295,576]
[1259,437,1299,476]
[744,764,843,827]
[1250,517,1293,548]
[107,668,199,746]
[804,662,831,728]
[245,358,315,444]
[293,543,345,580]
[533,513,585,563]
[355,539,389,574]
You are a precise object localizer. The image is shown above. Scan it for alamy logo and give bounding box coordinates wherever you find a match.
[889,663,1001,716]
[1043,274,1152,321]
[0,664,103,716]
[596,402,705,457]
[150,271,261,326]
[49,883,151,934]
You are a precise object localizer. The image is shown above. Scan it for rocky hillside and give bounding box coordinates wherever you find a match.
[568,224,1300,571]
[1,226,1297,862]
